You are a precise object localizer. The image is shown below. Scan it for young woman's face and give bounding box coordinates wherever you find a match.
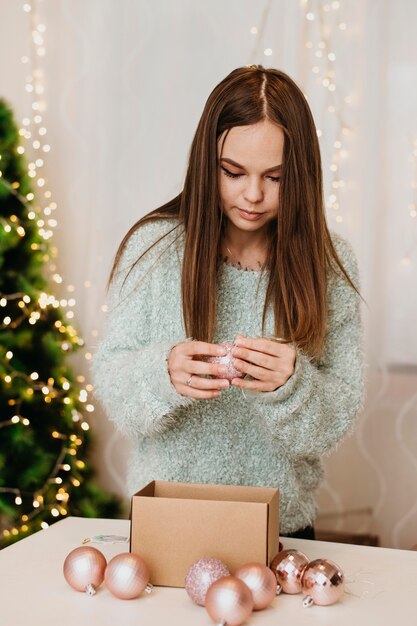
[217,120,284,235]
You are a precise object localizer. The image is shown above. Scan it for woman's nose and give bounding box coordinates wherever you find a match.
[243,177,264,204]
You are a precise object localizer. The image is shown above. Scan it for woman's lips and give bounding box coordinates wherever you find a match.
[237,208,264,221]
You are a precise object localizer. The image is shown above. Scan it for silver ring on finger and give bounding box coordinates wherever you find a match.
[186,375,193,387]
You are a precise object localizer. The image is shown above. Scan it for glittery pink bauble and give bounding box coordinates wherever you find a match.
[270,549,309,594]
[184,557,230,606]
[63,546,107,595]
[205,576,253,626]
[105,553,152,600]
[301,558,345,607]
[235,563,278,610]
[204,341,245,381]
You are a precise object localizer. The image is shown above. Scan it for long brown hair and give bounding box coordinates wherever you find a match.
[108,65,359,359]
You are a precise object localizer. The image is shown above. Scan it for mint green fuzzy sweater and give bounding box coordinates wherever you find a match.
[91,219,364,534]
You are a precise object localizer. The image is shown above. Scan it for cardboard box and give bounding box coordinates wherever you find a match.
[130,480,279,588]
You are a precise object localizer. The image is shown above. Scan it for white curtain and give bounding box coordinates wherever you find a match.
[1,0,416,548]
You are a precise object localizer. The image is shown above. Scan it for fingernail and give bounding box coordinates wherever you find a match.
[218,347,227,356]
[219,380,229,387]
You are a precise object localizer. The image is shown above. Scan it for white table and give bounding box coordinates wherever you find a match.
[1,516,416,625]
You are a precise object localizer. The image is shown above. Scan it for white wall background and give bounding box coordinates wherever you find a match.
[1,0,416,548]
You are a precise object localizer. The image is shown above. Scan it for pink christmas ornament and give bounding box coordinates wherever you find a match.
[205,576,254,626]
[203,341,245,381]
[301,558,345,607]
[63,546,107,596]
[235,562,278,610]
[270,549,309,594]
[104,553,153,599]
[185,557,230,606]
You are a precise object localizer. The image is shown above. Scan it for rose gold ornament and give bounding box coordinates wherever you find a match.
[235,562,278,610]
[63,546,107,596]
[104,552,153,599]
[205,575,253,626]
[270,549,309,594]
[185,557,230,606]
[203,341,245,381]
[301,558,345,607]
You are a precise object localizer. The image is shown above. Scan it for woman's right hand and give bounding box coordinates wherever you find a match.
[167,341,231,399]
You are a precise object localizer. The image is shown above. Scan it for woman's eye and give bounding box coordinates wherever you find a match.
[221,167,280,183]
[221,167,242,179]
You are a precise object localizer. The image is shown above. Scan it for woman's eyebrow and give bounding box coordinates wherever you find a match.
[220,157,283,173]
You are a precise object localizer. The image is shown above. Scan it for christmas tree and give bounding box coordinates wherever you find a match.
[0,98,121,548]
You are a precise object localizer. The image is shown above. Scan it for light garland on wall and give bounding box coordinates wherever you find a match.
[248,0,273,61]
[247,1,351,226]
[18,1,104,341]
[0,1,94,542]
[300,0,352,225]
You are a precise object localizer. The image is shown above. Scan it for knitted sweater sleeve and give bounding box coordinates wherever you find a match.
[90,221,194,438]
[245,235,364,457]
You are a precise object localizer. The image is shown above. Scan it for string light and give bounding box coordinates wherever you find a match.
[301,0,352,224]
[0,0,113,545]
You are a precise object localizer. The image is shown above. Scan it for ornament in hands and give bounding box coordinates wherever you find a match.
[202,340,245,382]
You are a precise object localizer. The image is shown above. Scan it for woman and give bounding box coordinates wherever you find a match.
[91,65,364,539]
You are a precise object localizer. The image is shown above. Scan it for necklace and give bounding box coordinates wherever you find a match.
[224,244,265,271]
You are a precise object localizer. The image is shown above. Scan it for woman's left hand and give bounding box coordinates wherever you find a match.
[231,335,297,392]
